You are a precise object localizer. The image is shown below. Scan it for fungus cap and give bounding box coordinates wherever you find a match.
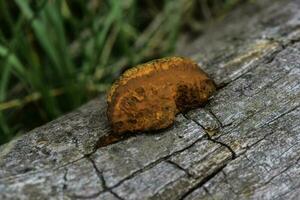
[107,57,216,134]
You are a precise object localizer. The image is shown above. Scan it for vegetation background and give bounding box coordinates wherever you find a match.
[0,0,248,144]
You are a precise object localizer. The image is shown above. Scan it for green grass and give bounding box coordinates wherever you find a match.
[0,0,247,144]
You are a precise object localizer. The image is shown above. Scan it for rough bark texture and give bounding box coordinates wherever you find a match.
[1,0,300,199]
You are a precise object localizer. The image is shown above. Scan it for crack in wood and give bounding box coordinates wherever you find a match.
[166,160,194,178]
[203,186,217,200]
[221,170,239,196]
[179,105,300,199]
[104,136,206,191]
[179,163,228,200]
[68,157,123,200]
[62,169,68,191]
[262,155,300,187]
[183,113,236,159]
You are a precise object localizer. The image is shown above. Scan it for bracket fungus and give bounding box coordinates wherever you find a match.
[107,57,216,134]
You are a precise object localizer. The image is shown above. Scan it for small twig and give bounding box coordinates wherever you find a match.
[0,84,110,112]
[0,88,63,111]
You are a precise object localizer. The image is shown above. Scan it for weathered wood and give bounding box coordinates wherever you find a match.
[1,0,300,199]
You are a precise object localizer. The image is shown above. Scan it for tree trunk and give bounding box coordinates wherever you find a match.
[1,0,300,199]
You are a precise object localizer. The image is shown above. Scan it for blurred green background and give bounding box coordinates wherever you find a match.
[0,0,247,144]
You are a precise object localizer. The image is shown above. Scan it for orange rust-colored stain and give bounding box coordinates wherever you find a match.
[106,57,216,134]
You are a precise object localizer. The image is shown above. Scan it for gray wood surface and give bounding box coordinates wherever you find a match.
[1,0,300,199]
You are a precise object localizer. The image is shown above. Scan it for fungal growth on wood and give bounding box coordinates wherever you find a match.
[107,57,216,134]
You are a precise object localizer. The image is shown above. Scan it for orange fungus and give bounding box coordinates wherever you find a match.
[106,57,216,134]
